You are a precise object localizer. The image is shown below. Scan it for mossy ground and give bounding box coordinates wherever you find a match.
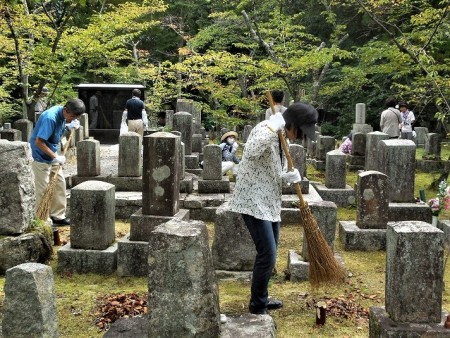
[0,146,449,337]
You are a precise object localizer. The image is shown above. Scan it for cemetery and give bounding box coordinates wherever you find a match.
[1,97,450,337]
[1,1,450,337]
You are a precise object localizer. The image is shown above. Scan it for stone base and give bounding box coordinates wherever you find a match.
[388,203,432,223]
[180,174,194,194]
[115,191,142,219]
[339,221,386,251]
[105,313,276,338]
[215,270,252,281]
[313,183,355,207]
[182,193,228,209]
[369,307,450,338]
[287,249,345,282]
[281,178,310,195]
[190,207,220,222]
[185,168,203,176]
[198,177,230,193]
[185,153,200,169]
[57,242,117,274]
[130,208,190,241]
[416,159,448,173]
[116,234,148,277]
[346,154,365,171]
[311,159,325,171]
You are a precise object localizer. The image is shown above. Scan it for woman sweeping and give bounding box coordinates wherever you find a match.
[229,102,318,315]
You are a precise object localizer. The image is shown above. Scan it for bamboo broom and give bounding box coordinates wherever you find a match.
[36,130,74,221]
[267,91,345,287]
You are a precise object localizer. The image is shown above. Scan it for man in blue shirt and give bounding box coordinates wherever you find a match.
[121,89,148,138]
[30,98,85,225]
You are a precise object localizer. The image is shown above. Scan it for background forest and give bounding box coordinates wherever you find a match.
[1,0,449,137]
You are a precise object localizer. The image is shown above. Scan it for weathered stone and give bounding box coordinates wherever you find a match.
[79,113,89,139]
[425,133,441,158]
[119,132,142,177]
[0,140,35,234]
[176,98,194,113]
[173,111,193,155]
[104,315,148,338]
[339,221,386,251]
[57,242,117,274]
[198,178,230,193]
[386,221,444,323]
[0,230,53,274]
[116,234,148,277]
[316,135,335,160]
[325,149,346,189]
[202,144,222,180]
[77,138,101,177]
[211,202,256,270]
[355,103,366,124]
[365,131,389,171]
[142,132,180,216]
[378,139,416,202]
[351,132,366,156]
[165,110,174,129]
[148,220,220,338]
[220,314,276,338]
[2,263,58,338]
[356,171,389,229]
[414,126,428,146]
[290,143,307,178]
[13,119,33,142]
[192,133,203,153]
[0,128,22,141]
[70,180,115,250]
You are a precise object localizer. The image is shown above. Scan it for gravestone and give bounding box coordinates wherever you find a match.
[351,132,366,156]
[58,180,117,274]
[356,171,389,229]
[325,149,346,189]
[77,138,101,177]
[424,133,441,158]
[192,133,203,153]
[365,132,389,171]
[176,98,194,114]
[414,126,428,147]
[142,132,180,216]
[13,119,33,142]
[118,132,142,177]
[352,103,373,134]
[369,221,449,337]
[0,128,22,141]
[173,112,193,155]
[198,144,230,193]
[165,110,174,129]
[2,263,59,338]
[79,113,89,139]
[211,202,256,271]
[0,140,35,235]
[378,139,416,202]
[148,219,220,338]
[70,181,115,250]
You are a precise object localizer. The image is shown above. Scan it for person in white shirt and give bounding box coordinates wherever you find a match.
[229,102,318,315]
[265,90,287,120]
[398,101,415,140]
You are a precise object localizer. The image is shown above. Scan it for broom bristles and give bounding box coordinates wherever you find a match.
[301,205,346,287]
[35,171,59,221]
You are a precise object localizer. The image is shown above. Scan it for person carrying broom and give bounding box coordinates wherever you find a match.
[30,98,85,226]
[228,102,318,315]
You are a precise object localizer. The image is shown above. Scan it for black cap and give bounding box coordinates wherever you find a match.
[283,102,318,141]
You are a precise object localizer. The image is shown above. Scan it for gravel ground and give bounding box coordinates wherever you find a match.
[64,144,120,177]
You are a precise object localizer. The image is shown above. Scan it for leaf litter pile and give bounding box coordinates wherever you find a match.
[93,293,147,330]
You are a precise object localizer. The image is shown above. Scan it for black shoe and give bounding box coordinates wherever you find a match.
[249,304,268,315]
[267,299,283,310]
[51,217,70,226]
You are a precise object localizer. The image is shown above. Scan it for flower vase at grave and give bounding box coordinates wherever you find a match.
[432,215,439,227]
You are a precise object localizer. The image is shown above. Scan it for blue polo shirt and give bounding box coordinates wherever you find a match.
[30,105,66,163]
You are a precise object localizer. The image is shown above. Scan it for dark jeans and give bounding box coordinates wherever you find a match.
[242,214,280,311]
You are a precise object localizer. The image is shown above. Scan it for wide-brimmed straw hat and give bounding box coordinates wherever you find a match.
[221,131,238,142]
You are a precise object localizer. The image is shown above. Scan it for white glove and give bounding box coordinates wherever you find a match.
[412,130,416,138]
[122,110,128,124]
[52,155,66,165]
[232,142,238,152]
[268,112,285,132]
[67,119,80,130]
[282,168,301,184]
[142,109,148,130]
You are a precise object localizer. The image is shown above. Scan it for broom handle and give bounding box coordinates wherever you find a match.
[266,91,306,208]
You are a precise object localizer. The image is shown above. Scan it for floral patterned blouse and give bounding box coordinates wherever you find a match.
[229,120,283,222]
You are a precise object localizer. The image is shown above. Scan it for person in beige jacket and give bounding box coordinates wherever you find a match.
[380,97,401,138]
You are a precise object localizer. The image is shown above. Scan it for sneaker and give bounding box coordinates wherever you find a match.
[51,217,70,226]
[267,299,283,310]
[249,304,268,315]
[220,314,228,324]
